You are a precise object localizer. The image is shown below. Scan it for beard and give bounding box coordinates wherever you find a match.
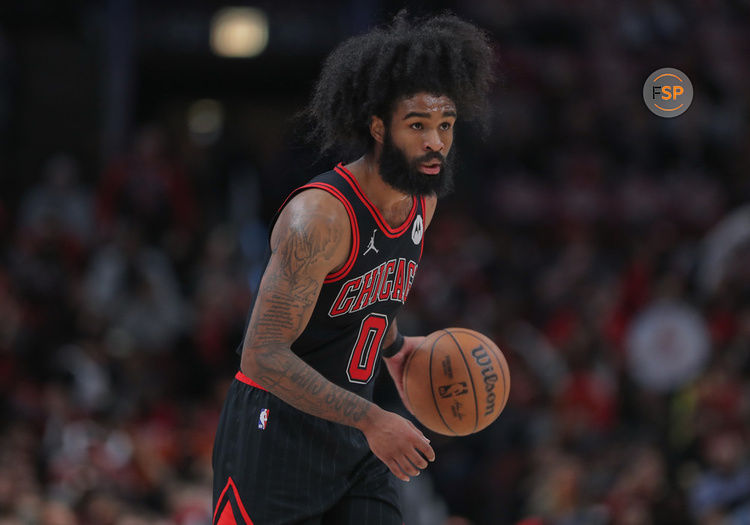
[377,130,455,198]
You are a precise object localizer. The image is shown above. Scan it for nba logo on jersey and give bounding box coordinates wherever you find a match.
[258,408,269,430]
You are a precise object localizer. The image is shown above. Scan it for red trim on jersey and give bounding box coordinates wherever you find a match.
[334,164,417,238]
[235,371,267,392]
[419,196,426,260]
[213,476,254,525]
[273,182,359,284]
[304,182,360,283]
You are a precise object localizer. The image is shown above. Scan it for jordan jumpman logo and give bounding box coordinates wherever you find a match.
[363,229,379,255]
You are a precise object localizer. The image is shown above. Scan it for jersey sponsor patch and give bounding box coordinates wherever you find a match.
[328,258,418,317]
[258,408,269,430]
[412,214,424,245]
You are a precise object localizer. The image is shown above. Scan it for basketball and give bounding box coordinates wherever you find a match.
[402,328,510,436]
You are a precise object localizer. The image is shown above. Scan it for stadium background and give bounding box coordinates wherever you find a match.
[1,0,749,523]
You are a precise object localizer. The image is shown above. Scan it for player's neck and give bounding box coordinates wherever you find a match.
[343,154,411,212]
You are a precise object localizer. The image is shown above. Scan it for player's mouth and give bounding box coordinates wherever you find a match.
[419,162,442,175]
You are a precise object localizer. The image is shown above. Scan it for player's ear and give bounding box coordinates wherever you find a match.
[369,116,385,145]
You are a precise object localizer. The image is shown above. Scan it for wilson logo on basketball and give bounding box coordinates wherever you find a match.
[471,345,499,416]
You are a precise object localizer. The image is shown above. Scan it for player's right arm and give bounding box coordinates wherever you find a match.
[240,189,434,481]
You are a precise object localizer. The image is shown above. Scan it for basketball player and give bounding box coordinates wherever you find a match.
[212,12,494,524]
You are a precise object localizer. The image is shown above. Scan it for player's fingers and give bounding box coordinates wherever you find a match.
[415,439,436,462]
[406,419,422,434]
[386,458,410,482]
[406,421,431,445]
[396,455,420,477]
[408,448,429,469]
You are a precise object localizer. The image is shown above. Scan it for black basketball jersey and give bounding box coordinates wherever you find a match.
[263,163,426,400]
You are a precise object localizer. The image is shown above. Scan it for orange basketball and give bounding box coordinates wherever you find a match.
[402,328,510,436]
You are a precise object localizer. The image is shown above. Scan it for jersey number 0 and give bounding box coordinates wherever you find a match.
[346,313,388,384]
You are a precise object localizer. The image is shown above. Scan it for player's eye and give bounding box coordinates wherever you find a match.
[410,122,423,130]
[439,122,452,131]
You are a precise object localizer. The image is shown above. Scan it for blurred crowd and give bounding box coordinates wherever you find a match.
[2,0,750,524]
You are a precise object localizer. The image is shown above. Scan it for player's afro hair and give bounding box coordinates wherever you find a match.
[303,11,495,157]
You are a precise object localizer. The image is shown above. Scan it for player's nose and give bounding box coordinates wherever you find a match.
[423,129,444,152]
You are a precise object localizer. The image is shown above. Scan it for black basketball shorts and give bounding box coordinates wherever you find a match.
[212,371,402,525]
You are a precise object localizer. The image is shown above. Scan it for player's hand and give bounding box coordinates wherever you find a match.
[383,335,424,412]
[360,406,435,482]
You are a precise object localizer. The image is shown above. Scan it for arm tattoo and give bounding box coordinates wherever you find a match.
[251,345,371,425]
[244,208,372,427]
[248,212,341,344]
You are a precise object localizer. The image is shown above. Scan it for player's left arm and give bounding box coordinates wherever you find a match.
[382,194,438,412]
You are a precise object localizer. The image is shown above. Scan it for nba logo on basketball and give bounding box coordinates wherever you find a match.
[258,408,269,430]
